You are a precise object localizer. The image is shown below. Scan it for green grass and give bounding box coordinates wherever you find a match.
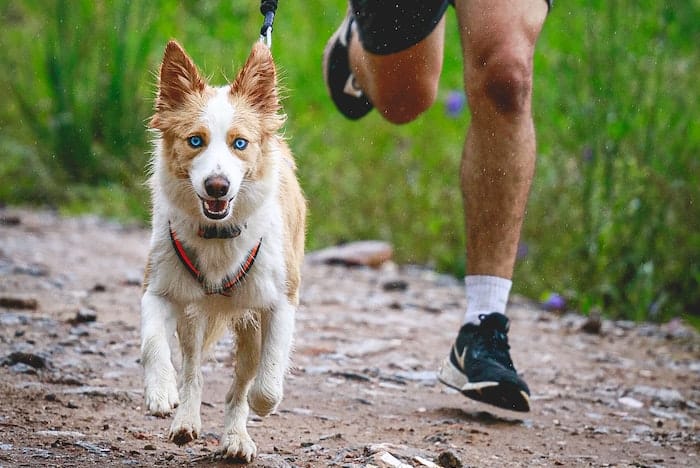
[1,0,698,322]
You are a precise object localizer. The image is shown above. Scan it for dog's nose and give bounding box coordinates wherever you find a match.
[204,175,230,198]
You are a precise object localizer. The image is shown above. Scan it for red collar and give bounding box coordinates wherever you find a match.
[169,223,262,296]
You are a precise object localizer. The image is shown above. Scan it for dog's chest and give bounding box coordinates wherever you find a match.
[166,234,284,309]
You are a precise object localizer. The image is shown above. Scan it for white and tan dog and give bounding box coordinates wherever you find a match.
[140,40,305,462]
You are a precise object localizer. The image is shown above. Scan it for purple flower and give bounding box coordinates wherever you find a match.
[516,242,529,260]
[445,90,465,117]
[541,292,566,311]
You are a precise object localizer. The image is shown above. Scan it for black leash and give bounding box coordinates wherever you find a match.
[259,0,278,47]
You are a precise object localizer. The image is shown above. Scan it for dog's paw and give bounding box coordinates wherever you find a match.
[248,379,283,417]
[220,430,257,463]
[169,419,200,446]
[168,404,201,446]
[144,371,179,416]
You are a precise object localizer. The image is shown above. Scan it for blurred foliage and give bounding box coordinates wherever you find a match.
[524,0,700,320]
[0,1,698,322]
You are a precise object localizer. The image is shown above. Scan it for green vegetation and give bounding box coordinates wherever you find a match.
[1,1,698,322]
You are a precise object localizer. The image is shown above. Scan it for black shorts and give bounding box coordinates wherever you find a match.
[350,0,553,56]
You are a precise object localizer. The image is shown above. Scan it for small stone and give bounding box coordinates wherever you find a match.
[0,215,21,226]
[3,351,49,369]
[68,308,97,325]
[383,280,408,292]
[0,296,38,310]
[618,396,644,409]
[373,451,411,468]
[437,450,463,468]
[306,241,393,268]
[581,312,602,334]
[10,362,37,374]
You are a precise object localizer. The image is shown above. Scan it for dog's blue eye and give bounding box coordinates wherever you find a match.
[233,138,248,150]
[187,136,203,148]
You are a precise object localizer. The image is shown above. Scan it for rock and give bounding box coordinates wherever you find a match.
[10,362,37,374]
[330,371,372,382]
[11,264,49,277]
[75,440,110,455]
[392,370,437,383]
[0,296,38,310]
[68,308,97,325]
[0,215,21,226]
[306,241,393,268]
[618,396,644,409]
[366,443,433,464]
[36,430,86,438]
[383,280,408,292]
[437,450,463,468]
[414,455,442,468]
[2,351,49,369]
[373,451,412,468]
[581,312,602,334]
[632,385,684,407]
[255,453,294,467]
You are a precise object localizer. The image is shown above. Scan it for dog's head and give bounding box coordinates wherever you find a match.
[150,40,284,222]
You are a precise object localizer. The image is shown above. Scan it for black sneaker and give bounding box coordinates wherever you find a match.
[438,312,531,412]
[322,9,373,119]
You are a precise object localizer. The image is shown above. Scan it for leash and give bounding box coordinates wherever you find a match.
[259,0,278,47]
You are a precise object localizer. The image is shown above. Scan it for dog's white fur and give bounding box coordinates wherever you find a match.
[140,40,305,462]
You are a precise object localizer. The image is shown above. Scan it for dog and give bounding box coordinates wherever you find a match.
[140,39,306,462]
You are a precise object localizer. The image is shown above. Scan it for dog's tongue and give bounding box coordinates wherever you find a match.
[205,199,228,213]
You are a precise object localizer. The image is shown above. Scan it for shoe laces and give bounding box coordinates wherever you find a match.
[475,313,515,369]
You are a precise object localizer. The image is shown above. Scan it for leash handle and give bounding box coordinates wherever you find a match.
[259,0,278,48]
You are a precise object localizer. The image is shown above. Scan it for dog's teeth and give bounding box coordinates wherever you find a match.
[205,200,228,214]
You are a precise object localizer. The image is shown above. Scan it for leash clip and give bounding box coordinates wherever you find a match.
[259,10,275,48]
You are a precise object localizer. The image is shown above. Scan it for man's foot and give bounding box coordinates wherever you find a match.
[438,312,531,412]
[322,9,373,119]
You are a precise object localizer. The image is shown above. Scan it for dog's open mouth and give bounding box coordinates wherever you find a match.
[200,198,232,220]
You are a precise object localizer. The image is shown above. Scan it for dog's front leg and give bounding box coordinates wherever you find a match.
[220,316,261,462]
[141,291,180,416]
[169,312,205,446]
[248,301,295,416]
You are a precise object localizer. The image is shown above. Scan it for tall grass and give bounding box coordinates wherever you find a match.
[0,1,697,321]
[523,0,700,319]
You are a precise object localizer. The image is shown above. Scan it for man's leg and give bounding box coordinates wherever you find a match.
[437,0,548,412]
[323,1,449,123]
[347,17,445,124]
[458,0,548,283]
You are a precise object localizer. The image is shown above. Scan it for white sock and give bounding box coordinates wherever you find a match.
[462,275,512,325]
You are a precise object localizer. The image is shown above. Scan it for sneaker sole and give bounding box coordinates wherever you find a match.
[438,358,531,412]
[322,10,373,120]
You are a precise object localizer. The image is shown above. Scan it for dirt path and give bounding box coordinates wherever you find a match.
[0,209,698,467]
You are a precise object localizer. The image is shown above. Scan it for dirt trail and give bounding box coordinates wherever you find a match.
[0,209,698,467]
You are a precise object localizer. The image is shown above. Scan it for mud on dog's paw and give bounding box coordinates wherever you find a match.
[220,430,257,463]
[169,422,199,446]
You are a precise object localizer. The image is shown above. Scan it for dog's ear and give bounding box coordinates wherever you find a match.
[151,40,205,127]
[231,42,280,116]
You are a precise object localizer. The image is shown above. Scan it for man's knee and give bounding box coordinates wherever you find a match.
[373,81,438,124]
[466,51,533,117]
